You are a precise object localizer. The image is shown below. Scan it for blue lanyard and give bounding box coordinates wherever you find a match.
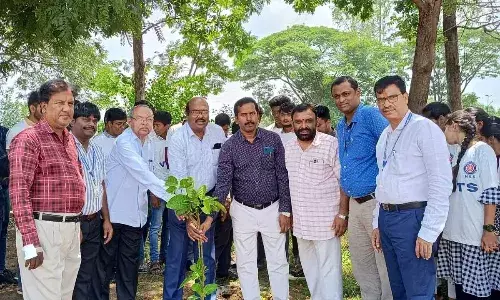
[78,145,97,179]
[382,112,413,169]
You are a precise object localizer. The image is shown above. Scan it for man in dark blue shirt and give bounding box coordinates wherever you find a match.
[215,97,291,300]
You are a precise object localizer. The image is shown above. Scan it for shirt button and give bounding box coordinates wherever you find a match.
[343,166,346,169]
[348,190,351,194]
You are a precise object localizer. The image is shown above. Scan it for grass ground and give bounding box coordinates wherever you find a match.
[0,217,361,299]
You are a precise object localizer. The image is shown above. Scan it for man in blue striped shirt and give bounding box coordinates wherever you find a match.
[71,102,113,300]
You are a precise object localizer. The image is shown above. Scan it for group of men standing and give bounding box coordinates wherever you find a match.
[0,73,476,300]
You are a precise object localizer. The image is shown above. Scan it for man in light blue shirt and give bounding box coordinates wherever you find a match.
[92,102,168,300]
[333,76,392,300]
[164,97,226,300]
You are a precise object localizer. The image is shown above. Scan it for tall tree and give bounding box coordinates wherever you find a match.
[286,0,442,113]
[443,0,461,111]
[235,25,408,122]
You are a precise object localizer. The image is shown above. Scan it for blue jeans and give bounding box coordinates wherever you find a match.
[149,204,165,263]
[379,206,437,300]
[163,209,216,300]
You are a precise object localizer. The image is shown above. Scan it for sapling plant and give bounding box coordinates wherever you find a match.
[165,175,226,300]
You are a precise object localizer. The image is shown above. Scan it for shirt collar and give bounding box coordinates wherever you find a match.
[73,134,96,152]
[103,131,115,139]
[39,119,70,142]
[25,117,36,127]
[236,128,262,142]
[186,123,209,138]
[392,110,412,132]
[342,104,364,125]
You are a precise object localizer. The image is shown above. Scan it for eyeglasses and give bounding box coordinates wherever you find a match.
[189,110,209,116]
[376,93,402,105]
[131,117,154,123]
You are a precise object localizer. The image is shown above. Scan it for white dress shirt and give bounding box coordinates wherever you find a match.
[92,131,116,158]
[6,118,34,150]
[151,134,169,180]
[279,129,296,145]
[265,123,282,133]
[168,123,226,191]
[373,111,452,243]
[105,128,168,227]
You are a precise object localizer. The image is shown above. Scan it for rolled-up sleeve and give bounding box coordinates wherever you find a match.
[418,123,452,242]
[9,132,40,247]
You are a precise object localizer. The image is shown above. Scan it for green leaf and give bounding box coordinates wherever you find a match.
[204,283,218,295]
[166,186,177,194]
[191,283,204,296]
[180,276,191,288]
[197,185,207,198]
[166,194,188,210]
[180,178,192,188]
[187,295,199,300]
[201,205,211,215]
[166,176,178,187]
[187,187,197,199]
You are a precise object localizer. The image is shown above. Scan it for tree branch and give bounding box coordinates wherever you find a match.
[142,18,167,35]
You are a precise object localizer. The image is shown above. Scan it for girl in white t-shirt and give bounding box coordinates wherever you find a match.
[437,110,500,299]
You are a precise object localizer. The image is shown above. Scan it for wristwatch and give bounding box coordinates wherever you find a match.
[338,214,349,221]
[483,224,499,235]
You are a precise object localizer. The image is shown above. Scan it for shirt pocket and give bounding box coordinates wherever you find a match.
[260,153,275,171]
[307,159,328,184]
[391,152,412,176]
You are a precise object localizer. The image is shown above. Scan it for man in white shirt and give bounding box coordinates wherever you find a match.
[6,91,42,150]
[284,104,343,299]
[164,97,226,300]
[266,95,292,133]
[371,75,452,300]
[92,108,127,157]
[91,102,168,300]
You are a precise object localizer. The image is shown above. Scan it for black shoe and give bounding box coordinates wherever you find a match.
[0,269,17,285]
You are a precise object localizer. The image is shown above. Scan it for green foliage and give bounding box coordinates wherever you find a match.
[0,88,29,128]
[461,93,500,117]
[165,175,225,299]
[235,25,409,124]
[285,0,374,20]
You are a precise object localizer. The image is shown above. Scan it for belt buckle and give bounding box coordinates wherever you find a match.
[382,203,390,211]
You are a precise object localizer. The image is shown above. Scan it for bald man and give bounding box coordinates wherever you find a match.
[164,97,226,300]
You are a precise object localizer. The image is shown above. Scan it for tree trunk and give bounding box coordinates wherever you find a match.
[133,33,146,103]
[409,0,442,113]
[443,5,461,111]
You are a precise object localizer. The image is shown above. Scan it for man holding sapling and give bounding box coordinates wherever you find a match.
[165,96,226,300]
[215,97,291,300]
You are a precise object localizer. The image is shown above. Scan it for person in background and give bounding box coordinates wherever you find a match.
[332,76,392,300]
[285,104,343,299]
[165,97,226,300]
[71,102,114,299]
[278,101,296,144]
[6,91,42,150]
[266,95,292,133]
[92,107,127,157]
[315,105,336,137]
[149,110,172,274]
[10,79,85,300]
[371,75,452,300]
[92,102,168,300]
[437,110,500,299]
[215,113,231,137]
[215,97,291,300]
[464,107,490,142]
[421,101,456,300]
[0,125,16,286]
[422,102,451,132]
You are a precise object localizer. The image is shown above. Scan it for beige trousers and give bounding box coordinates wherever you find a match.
[296,237,343,300]
[16,219,81,300]
[348,198,392,300]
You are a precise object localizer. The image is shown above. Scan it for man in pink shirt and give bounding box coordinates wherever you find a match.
[284,103,345,300]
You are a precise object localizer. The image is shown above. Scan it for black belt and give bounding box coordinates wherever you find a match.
[234,198,278,210]
[353,193,375,204]
[80,212,99,222]
[33,212,81,223]
[381,201,427,212]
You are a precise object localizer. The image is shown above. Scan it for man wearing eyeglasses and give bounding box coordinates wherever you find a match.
[91,101,169,300]
[164,96,226,300]
[332,76,392,300]
[371,75,452,300]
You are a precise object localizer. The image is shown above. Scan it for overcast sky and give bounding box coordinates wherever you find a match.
[101,0,500,112]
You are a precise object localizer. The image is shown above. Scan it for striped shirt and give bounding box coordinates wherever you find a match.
[74,136,105,215]
[284,132,341,240]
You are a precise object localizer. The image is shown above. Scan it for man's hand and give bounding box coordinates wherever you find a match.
[279,214,291,233]
[331,215,348,237]
[186,217,213,242]
[151,194,161,209]
[25,252,44,270]
[221,200,231,222]
[103,220,114,244]
[481,231,499,253]
[415,237,433,260]
[372,229,382,253]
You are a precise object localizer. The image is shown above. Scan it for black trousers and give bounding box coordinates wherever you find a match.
[257,232,266,263]
[73,216,101,300]
[91,222,143,300]
[214,213,233,278]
